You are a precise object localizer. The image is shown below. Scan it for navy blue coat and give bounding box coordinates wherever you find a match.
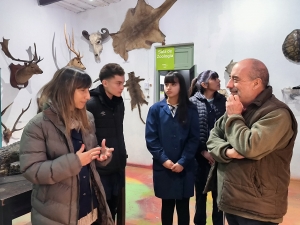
[145,99,199,199]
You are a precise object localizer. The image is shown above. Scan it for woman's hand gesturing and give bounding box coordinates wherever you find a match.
[97,139,114,161]
[76,144,101,166]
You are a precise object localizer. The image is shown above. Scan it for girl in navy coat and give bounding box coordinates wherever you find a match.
[145,71,199,225]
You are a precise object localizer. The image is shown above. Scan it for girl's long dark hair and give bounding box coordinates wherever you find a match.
[164,71,191,125]
[38,66,92,137]
[189,76,199,97]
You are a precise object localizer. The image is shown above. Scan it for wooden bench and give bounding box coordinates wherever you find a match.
[0,175,32,225]
[0,174,125,225]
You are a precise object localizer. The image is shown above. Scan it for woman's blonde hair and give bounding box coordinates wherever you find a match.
[38,66,92,136]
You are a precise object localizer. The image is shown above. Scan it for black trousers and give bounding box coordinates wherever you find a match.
[225,213,278,225]
[161,198,190,225]
[107,195,119,221]
[194,164,224,225]
[100,171,125,221]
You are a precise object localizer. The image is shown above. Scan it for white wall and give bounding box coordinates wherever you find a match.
[0,0,78,144]
[1,0,299,178]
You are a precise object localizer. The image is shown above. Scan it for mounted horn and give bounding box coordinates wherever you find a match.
[82,28,110,62]
[100,28,110,41]
[82,30,90,41]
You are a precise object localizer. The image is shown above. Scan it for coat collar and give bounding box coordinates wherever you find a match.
[91,84,123,109]
[43,105,66,134]
[194,91,206,100]
[160,98,172,116]
[249,86,273,107]
[193,91,224,101]
[42,106,77,152]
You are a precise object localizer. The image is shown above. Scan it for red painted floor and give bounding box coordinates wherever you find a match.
[13,165,300,225]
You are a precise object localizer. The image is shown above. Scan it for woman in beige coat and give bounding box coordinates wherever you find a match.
[19,67,114,225]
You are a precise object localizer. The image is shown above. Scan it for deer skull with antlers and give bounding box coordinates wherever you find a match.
[82,28,110,62]
[1,99,32,144]
[64,25,86,70]
[0,38,43,85]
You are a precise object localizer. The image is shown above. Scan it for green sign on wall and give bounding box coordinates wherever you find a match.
[156,47,175,70]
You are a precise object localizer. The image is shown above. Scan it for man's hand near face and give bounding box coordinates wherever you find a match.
[226,95,243,116]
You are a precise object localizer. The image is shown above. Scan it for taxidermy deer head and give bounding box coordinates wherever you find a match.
[64,24,86,70]
[82,28,110,62]
[0,38,43,84]
[1,99,32,144]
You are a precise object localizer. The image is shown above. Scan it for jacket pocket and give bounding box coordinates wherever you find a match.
[36,185,49,203]
[203,162,217,193]
[252,168,263,197]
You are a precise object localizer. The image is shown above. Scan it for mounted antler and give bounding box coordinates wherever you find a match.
[0,38,44,86]
[1,99,32,144]
[64,24,86,70]
[32,43,43,64]
[82,28,110,62]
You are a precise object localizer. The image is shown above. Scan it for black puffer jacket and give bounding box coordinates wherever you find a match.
[86,85,127,175]
[189,91,226,165]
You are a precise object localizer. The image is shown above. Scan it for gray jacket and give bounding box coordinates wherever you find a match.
[19,106,114,225]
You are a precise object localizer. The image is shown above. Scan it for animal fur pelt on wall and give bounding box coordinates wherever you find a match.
[110,0,177,61]
[124,72,148,124]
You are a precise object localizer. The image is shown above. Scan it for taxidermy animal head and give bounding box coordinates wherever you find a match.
[0,38,43,84]
[110,0,177,61]
[124,72,148,124]
[64,24,86,70]
[225,60,237,75]
[82,29,110,61]
[1,100,32,144]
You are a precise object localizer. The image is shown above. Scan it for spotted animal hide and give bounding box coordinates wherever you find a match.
[124,72,148,124]
[110,0,177,61]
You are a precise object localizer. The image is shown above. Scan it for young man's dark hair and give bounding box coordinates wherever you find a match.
[99,63,125,82]
[86,63,126,221]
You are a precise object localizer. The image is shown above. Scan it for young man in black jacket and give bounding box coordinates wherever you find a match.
[86,63,127,222]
